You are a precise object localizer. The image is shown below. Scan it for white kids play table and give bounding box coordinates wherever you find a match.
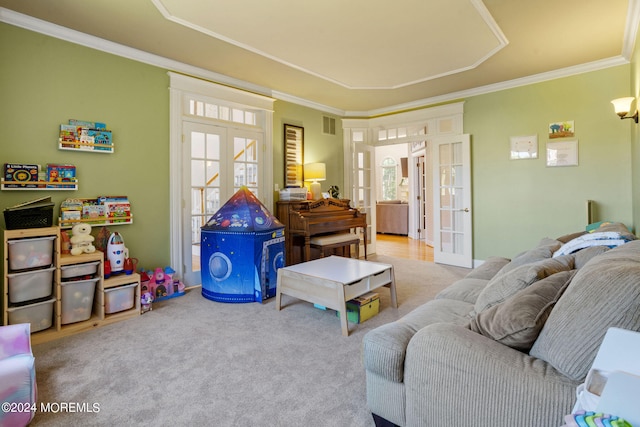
[275,256,397,336]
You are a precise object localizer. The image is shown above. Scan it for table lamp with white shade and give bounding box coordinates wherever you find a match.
[304,162,326,200]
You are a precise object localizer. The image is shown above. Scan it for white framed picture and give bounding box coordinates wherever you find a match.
[547,140,578,167]
[510,135,538,160]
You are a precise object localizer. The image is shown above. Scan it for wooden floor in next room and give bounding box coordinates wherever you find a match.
[374,234,434,262]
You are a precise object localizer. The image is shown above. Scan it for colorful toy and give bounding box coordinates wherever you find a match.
[140,291,153,313]
[140,266,185,302]
[70,223,96,255]
[106,231,126,272]
[200,186,285,303]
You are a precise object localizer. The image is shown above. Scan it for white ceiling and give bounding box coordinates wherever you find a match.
[0,0,637,115]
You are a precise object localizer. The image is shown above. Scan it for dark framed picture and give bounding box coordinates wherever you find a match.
[284,124,304,187]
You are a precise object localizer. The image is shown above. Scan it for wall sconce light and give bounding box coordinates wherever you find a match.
[304,162,326,200]
[611,97,638,123]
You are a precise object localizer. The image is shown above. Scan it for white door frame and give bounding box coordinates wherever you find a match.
[343,102,467,262]
[169,73,274,285]
[432,134,473,268]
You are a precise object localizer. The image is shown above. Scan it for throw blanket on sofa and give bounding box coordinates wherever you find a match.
[553,232,632,257]
[553,223,636,258]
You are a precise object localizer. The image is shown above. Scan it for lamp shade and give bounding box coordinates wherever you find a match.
[611,97,635,117]
[304,163,326,182]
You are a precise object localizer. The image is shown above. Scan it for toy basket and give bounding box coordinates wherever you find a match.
[3,198,54,230]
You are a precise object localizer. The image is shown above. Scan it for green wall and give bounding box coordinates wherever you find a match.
[465,66,633,259]
[272,101,344,205]
[630,22,640,234]
[2,21,638,267]
[0,23,341,272]
[0,23,170,269]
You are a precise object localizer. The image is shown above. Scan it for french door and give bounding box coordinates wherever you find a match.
[416,154,428,242]
[351,142,375,254]
[432,134,472,268]
[181,121,262,286]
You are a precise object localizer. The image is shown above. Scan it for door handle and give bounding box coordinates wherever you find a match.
[463,208,470,212]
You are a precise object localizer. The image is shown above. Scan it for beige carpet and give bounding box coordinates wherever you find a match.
[30,255,469,426]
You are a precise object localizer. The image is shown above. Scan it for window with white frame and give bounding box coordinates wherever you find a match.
[381,157,397,200]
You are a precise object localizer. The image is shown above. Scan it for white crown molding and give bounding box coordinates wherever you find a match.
[0,7,273,99]
[270,91,345,117]
[623,0,640,60]
[0,7,633,119]
[348,56,630,118]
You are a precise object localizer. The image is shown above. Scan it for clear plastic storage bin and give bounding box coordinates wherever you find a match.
[60,261,100,279]
[7,297,56,333]
[7,266,55,303]
[8,236,55,270]
[104,283,137,314]
[61,277,98,324]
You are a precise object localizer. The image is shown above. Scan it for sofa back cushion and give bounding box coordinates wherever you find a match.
[495,238,562,276]
[474,255,575,314]
[530,240,640,381]
[468,270,575,352]
[464,256,511,281]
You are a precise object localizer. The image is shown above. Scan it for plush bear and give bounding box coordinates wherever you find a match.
[70,223,96,255]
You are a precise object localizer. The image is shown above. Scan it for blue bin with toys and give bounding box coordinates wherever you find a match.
[200,187,285,303]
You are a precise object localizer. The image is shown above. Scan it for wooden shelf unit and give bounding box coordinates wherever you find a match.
[2,227,140,345]
[58,197,132,228]
[58,215,133,229]
[1,179,78,191]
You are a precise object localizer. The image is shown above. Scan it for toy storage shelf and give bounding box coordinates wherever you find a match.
[58,215,133,229]
[103,273,141,322]
[2,227,140,345]
[1,179,78,191]
[58,140,114,153]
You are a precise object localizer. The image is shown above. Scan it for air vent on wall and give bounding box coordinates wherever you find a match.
[322,116,336,135]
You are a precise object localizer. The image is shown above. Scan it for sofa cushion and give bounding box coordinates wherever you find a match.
[496,238,562,276]
[530,240,640,381]
[362,298,473,383]
[435,278,488,304]
[573,245,610,269]
[474,255,575,314]
[464,256,511,280]
[468,270,576,352]
[555,230,587,243]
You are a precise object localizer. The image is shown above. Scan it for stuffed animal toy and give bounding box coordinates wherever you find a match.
[70,223,96,255]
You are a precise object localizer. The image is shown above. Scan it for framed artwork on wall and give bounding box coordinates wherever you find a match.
[284,124,304,187]
[510,135,538,159]
[548,120,575,139]
[547,140,578,167]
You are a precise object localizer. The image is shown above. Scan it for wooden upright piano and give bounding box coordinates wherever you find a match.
[276,199,367,265]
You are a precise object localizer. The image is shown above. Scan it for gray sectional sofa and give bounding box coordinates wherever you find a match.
[363,224,640,426]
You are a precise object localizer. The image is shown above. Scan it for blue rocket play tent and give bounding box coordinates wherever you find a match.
[200,187,285,303]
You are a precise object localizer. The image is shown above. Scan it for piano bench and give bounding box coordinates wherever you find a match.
[310,233,362,259]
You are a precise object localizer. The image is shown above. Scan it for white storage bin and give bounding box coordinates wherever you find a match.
[61,277,98,324]
[7,266,55,303]
[104,282,137,314]
[60,261,100,279]
[7,297,55,333]
[8,236,55,271]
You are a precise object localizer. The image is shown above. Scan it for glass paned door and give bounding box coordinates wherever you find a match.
[352,142,374,255]
[183,122,227,286]
[233,135,259,197]
[416,154,428,242]
[432,134,472,268]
